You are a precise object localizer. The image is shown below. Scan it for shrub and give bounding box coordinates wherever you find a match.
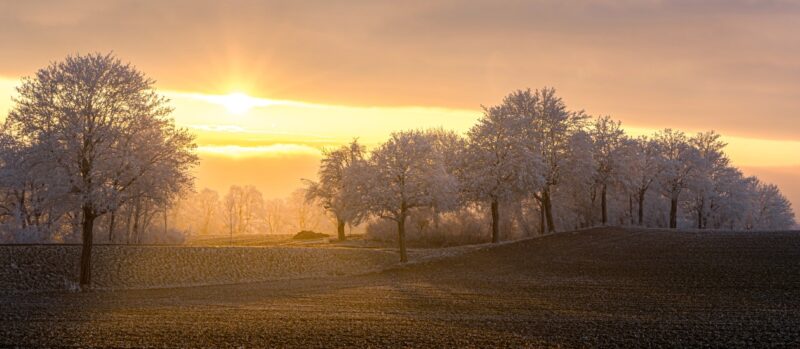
[365,208,491,248]
[293,230,330,240]
[140,228,187,244]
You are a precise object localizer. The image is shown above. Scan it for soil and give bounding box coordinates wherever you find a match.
[1,227,799,348]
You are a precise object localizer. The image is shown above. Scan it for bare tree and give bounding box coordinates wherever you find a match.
[264,198,286,234]
[195,188,220,235]
[288,188,327,233]
[223,185,265,241]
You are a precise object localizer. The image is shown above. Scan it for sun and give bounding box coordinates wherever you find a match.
[219,92,261,115]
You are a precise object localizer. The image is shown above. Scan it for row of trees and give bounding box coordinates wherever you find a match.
[170,186,334,241]
[305,88,796,262]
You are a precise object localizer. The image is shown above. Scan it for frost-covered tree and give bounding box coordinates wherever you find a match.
[420,128,467,234]
[750,180,796,230]
[304,139,367,241]
[359,130,458,262]
[627,136,663,225]
[461,104,542,242]
[425,128,467,177]
[524,88,587,232]
[685,131,730,229]
[2,53,198,288]
[589,116,627,225]
[556,130,598,228]
[702,167,754,229]
[0,135,73,241]
[654,129,699,229]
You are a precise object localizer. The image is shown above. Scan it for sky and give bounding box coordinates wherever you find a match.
[0,0,798,215]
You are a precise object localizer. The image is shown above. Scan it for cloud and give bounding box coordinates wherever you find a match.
[2,1,798,141]
[1,1,798,139]
[196,144,321,158]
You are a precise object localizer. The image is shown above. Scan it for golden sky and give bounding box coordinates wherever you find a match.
[0,0,798,213]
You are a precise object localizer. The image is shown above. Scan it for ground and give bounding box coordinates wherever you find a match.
[2,227,799,347]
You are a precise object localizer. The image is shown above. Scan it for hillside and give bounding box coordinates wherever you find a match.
[2,227,799,347]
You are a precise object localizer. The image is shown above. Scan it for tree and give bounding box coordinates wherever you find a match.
[0,135,73,242]
[360,130,457,262]
[703,167,753,229]
[2,53,198,289]
[589,116,627,225]
[750,180,796,230]
[223,185,265,240]
[223,186,243,242]
[288,188,327,233]
[654,129,699,229]
[558,130,598,228]
[423,128,467,234]
[524,88,587,232]
[627,136,662,225]
[685,131,729,229]
[304,140,367,241]
[240,186,265,234]
[461,103,542,242]
[195,188,220,236]
[264,198,286,234]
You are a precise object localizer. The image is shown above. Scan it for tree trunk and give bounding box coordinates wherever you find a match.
[336,218,346,241]
[126,207,134,244]
[543,189,556,233]
[491,198,500,243]
[539,201,546,235]
[669,197,678,229]
[108,211,116,243]
[397,214,408,263]
[79,205,95,290]
[601,184,608,225]
[697,207,703,229]
[628,195,634,225]
[164,206,168,235]
[18,193,27,229]
[133,200,141,244]
[638,191,645,226]
[696,197,704,230]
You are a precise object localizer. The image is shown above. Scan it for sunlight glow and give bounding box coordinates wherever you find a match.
[222,92,259,114]
[196,144,322,158]
[186,91,275,115]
